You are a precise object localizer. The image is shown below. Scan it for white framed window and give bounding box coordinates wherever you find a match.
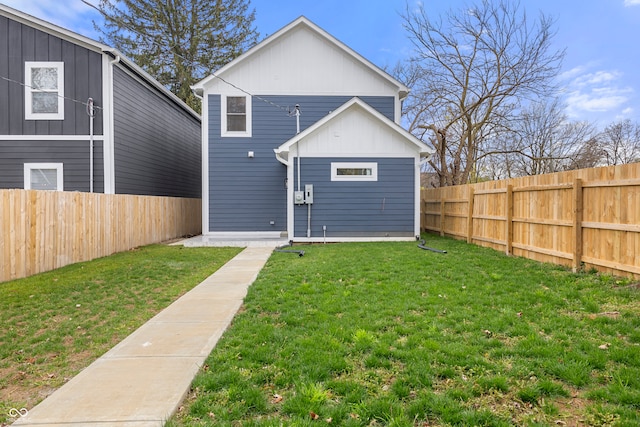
[331,162,378,181]
[221,94,252,137]
[25,61,64,120]
[24,163,64,191]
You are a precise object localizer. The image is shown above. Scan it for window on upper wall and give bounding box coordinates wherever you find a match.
[24,163,64,191]
[331,162,378,181]
[25,62,65,120]
[221,94,252,137]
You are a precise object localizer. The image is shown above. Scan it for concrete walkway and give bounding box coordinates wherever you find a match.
[13,246,275,427]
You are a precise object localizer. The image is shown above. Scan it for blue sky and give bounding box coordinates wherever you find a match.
[4,0,640,129]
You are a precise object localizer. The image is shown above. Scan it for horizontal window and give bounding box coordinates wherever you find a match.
[331,162,378,181]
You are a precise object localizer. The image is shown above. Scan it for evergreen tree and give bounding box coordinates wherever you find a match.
[94,0,259,112]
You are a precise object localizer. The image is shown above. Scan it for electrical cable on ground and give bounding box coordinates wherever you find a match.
[275,240,305,257]
[418,238,447,254]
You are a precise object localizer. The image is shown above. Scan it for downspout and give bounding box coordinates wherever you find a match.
[191,86,208,235]
[102,51,121,194]
[294,105,301,193]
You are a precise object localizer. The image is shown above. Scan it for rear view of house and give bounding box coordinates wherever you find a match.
[192,17,432,242]
[0,4,200,197]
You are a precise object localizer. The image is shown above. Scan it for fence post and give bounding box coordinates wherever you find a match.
[467,187,474,243]
[440,197,445,237]
[506,185,513,255]
[572,178,583,272]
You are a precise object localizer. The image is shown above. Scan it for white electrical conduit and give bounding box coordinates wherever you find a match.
[87,98,95,193]
[307,203,311,238]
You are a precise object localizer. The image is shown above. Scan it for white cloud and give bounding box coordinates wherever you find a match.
[559,65,588,81]
[575,71,621,87]
[624,0,640,6]
[565,91,629,113]
[560,64,634,120]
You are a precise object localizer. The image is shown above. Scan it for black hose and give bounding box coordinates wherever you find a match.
[418,239,447,254]
[275,240,305,257]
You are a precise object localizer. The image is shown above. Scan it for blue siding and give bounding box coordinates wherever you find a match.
[208,95,396,232]
[293,157,415,238]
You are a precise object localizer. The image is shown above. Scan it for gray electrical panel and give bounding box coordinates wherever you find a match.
[305,184,314,204]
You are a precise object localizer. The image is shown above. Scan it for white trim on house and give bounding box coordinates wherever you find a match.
[0,135,104,141]
[201,93,210,234]
[24,162,64,191]
[24,61,64,120]
[295,236,416,243]
[102,54,116,194]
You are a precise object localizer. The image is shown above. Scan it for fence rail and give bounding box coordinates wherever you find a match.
[0,190,201,283]
[421,163,640,278]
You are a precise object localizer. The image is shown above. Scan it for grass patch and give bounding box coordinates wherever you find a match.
[169,236,640,426]
[0,244,241,423]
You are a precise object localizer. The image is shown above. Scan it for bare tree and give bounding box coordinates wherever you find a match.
[401,0,565,186]
[509,99,598,175]
[600,119,640,165]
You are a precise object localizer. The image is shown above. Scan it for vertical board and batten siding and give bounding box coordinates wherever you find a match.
[205,23,402,102]
[293,157,415,237]
[112,66,201,198]
[207,94,395,232]
[0,15,104,135]
[0,14,106,192]
[421,162,640,278]
[0,190,201,283]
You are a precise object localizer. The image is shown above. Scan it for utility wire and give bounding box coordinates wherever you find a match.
[80,0,294,115]
[0,74,103,112]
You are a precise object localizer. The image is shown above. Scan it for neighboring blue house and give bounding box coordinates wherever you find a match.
[0,4,201,197]
[192,17,432,242]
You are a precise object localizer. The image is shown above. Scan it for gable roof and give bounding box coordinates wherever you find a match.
[192,16,409,99]
[274,97,432,164]
[0,3,199,120]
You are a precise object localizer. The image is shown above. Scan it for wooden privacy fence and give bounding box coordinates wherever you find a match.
[0,190,201,283]
[421,163,640,278]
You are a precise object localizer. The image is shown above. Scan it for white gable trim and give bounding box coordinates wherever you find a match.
[192,17,408,99]
[274,97,432,161]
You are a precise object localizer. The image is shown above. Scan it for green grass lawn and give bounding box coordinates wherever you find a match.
[169,237,640,427]
[0,244,242,424]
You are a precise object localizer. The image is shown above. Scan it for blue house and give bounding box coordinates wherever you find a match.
[192,17,432,241]
[0,4,201,197]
